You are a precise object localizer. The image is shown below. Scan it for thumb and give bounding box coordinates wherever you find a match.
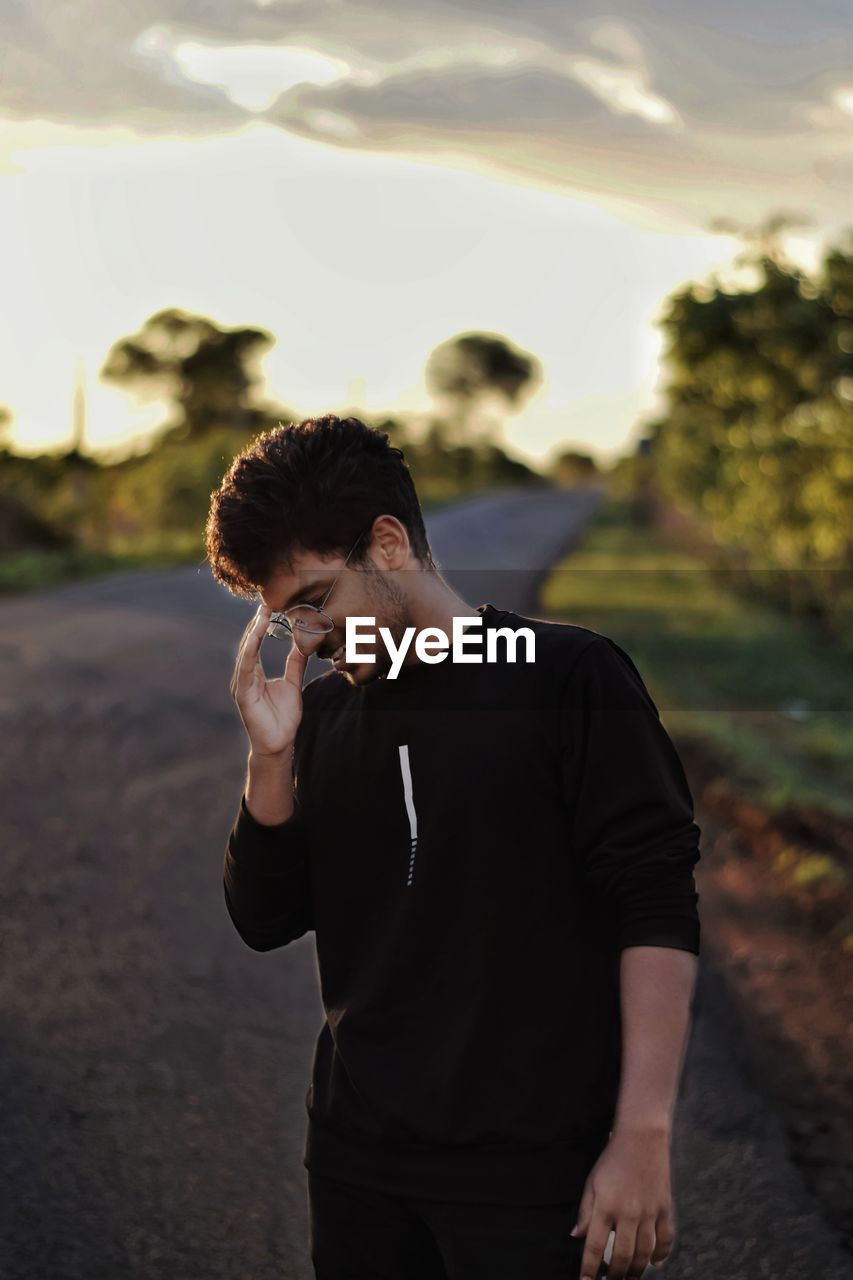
[570,1180,595,1238]
[283,641,308,690]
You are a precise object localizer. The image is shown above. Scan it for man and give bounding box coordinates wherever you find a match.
[206,414,701,1280]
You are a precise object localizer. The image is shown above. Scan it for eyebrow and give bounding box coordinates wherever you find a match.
[277,577,332,613]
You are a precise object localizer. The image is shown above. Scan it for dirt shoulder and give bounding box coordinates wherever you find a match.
[679,734,853,1251]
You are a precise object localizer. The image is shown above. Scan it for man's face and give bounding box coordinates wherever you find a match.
[261,543,416,687]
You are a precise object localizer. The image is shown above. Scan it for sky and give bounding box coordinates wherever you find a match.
[0,2,849,469]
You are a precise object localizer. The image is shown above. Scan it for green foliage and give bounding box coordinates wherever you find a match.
[1,308,546,589]
[650,231,853,635]
[0,540,201,597]
[424,331,543,445]
[102,426,260,539]
[101,307,279,441]
[0,412,539,592]
[549,449,600,487]
[0,447,97,552]
[540,496,853,822]
[786,852,847,890]
[411,421,538,498]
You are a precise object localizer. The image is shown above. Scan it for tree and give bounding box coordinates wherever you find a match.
[651,223,853,636]
[101,308,278,441]
[424,331,542,447]
[550,449,600,487]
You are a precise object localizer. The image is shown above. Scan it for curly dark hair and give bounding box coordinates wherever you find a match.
[205,414,437,598]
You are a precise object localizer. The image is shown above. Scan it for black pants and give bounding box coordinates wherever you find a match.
[307,1170,603,1280]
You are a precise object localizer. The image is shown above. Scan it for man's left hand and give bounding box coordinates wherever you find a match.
[570,1125,675,1279]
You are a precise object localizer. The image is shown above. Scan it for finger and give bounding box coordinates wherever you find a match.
[230,607,262,698]
[232,606,263,675]
[231,604,271,700]
[571,1179,595,1238]
[626,1219,656,1277]
[236,601,269,660]
[650,1211,674,1266]
[607,1219,639,1279]
[283,640,309,691]
[580,1214,613,1280]
[243,602,272,663]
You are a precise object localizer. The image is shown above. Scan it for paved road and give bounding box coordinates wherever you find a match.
[0,484,849,1279]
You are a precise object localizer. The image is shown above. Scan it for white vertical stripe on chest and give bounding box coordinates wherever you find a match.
[397,744,419,886]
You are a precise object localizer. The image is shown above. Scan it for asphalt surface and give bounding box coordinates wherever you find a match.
[1,483,849,1279]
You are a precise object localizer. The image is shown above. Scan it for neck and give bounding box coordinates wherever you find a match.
[400,576,481,669]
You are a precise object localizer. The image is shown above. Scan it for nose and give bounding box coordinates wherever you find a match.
[293,627,331,658]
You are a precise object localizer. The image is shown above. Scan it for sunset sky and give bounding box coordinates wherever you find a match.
[0,3,849,468]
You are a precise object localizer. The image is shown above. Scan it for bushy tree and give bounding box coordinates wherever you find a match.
[425,331,542,447]
[651,223,853,635]
[101,308,280,441]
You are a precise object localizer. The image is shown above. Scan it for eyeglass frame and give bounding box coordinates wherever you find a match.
[264,523,374,653]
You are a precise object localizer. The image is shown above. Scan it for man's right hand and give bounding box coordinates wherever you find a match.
[230,603,308,758]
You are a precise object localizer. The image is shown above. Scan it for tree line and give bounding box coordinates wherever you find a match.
[0,326,548,560]
[1,217,850,635]
[627,220,852,637]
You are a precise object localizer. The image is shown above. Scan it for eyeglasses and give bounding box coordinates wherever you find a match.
[264,524,373,655]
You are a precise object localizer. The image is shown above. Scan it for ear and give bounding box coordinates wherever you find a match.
[371,515,410,570]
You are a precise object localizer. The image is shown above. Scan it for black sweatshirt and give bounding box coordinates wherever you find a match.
[223,603,701,1204]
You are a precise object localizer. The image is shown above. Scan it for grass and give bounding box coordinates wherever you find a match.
[539,497,853,823]
[0,534,207,597]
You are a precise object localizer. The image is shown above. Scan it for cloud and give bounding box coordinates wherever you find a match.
[260,53,848,230]
[0,0,849,231]
[0,3,249,132]
[167,41,351,112]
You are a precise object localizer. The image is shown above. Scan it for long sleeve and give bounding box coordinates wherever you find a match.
[558,635,701,955]
[223,790,314,951]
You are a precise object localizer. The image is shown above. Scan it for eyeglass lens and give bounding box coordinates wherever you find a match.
[268,606,333,637]
[296,607,332,633]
